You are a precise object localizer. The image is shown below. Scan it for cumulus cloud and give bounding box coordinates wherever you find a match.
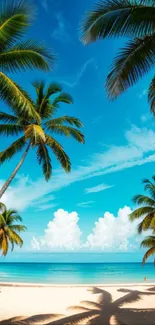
[31,209,82,251]
[85,183,114,194]
[86,206,140,251]
[31,207,141,252]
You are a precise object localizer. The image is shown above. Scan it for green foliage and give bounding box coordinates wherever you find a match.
[141,236,155,264]
[0,0,56,121]
[129,177,155,231]
[0,206,27,256]
[130,176,155,264]
[0,81,84,181]
[81,0,155,43]
[81,0,155,108]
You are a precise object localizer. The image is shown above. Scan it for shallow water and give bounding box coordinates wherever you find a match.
[0,262,155,284]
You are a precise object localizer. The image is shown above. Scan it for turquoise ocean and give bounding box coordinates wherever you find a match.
[0,263,155,284]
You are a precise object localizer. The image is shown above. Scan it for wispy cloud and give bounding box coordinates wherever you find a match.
[138,88,147,99]
[2,125,155,211]
[77,201,94,208]
[85,183,114,194]
[31,206,141,252]
[51,12,70,43]
[62,58,98,88]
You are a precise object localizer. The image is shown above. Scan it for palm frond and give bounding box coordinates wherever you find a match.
[129,206,154,221]
[37,141,52,181]
[32,80,45,106]
[142,246,155,264]
[0,136,26,164]
[0,205,26,256]
[0,72,40,121]
[24,124,46,144]
[6,228,23,247]
[45,82,62,98]
[144,184,155,199]
[141,236,155,248]
[0,124,23,136]
[46,125,85,144]
[0,0,33,48]
[9,225,27,232]
[132,194,155,206]
[148,76,155,113]
[6,210,22,223]
[137,213,155,234]
[0,112,18,123]
[52,93,73,107]
[45,116,83,128]
[106,35,155,99]
[0,40,56,73]
[80,0,155,44]
[45,134,71,172]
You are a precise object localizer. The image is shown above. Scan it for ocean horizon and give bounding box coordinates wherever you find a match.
[0,262,155,284]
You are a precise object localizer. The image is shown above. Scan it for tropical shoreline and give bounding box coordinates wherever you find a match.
[0,281,155,287]
[1,283,155,323]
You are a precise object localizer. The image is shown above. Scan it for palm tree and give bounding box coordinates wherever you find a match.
[0,0,55,121]
[129,176,155,234]
[0,81,84,198]
[81,0,155,110]
[141,236,155,264]
[0,206,27,256]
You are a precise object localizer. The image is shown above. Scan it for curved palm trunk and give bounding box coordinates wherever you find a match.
[0,142,31,199]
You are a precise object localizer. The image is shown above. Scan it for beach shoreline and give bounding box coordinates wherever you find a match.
[0,281,155,287]
[1,282,155,323]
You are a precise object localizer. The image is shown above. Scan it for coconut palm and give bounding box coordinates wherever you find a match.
[129,176,155,234]
[0,0,55,121]
[141,236,155,264]
[0,81,84,198]
[81,0,155,110]
[0,206,27,256]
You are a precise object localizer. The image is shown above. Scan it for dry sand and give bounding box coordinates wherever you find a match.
[0,282,155,324]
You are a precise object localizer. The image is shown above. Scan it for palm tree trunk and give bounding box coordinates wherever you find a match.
[0,142,31,199]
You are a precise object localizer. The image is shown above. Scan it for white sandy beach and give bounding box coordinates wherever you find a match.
[0,283,155,324]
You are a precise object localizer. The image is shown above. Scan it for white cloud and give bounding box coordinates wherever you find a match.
[31,207,141,252]
[85,206,139,251]
[85,183,114,194]
[2,125,155,212]
[0,175,55,211]
[51,13,70,43]
[138,89,147,99]
[77,201,94,208]
[62,58,98,88]
[31,209,82,251]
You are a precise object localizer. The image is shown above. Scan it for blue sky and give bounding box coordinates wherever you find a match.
[1,0,155,262]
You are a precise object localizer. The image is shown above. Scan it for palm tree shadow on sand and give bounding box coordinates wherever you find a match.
[1,286,155,325]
